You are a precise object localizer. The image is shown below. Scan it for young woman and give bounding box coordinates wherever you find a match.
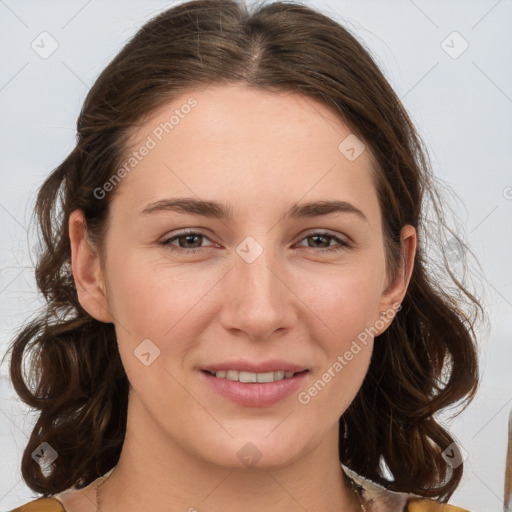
[5,0,481,510]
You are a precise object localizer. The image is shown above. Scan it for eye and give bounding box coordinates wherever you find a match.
[159,230,217,254]
[296,231,351,253]
[158,229,351,255]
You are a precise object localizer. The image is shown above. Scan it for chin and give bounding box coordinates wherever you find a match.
[195,429,315,471]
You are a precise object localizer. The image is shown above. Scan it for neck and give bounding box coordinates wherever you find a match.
[97,396,362,512]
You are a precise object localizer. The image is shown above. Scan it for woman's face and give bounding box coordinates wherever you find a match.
[72,83,413,470]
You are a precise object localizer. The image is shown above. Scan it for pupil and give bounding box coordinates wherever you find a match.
[183,234,201,248]
[311,235,328,248]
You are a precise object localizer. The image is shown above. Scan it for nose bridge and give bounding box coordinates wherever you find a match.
[222,235,295,339]
[235,235,282,304]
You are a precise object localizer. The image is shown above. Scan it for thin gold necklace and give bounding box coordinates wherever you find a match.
[95,466,366,512]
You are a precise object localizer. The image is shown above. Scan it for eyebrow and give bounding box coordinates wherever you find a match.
[140,198,367,222]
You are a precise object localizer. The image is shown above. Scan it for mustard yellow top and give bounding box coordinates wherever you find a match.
[10,498,64,511]
[8,496,470,511]
[9,464,471,512]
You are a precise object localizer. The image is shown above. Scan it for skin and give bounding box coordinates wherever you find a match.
[65,83,416,512]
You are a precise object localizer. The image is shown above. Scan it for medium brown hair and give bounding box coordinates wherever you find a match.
[3,0,482,501]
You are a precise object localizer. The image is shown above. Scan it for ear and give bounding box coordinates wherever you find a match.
[375,224,416,334]
[69,209,114,323]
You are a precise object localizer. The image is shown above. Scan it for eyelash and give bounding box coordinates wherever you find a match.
[158,229,351,255]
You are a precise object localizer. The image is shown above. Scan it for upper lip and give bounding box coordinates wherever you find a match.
[201,360,308,374]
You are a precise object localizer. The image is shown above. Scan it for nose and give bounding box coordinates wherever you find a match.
[218,239,298,342]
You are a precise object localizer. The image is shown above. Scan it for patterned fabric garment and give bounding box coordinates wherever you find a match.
[9,465,471,512]
[342,464,471,512]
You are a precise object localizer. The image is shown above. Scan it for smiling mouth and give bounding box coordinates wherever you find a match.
[204,369,308,383]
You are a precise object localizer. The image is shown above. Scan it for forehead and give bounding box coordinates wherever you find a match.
[112,83,380,224]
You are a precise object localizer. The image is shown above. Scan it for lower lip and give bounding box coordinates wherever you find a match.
[200,370,308,407]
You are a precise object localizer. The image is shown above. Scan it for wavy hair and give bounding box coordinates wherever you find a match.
[3,0,482,501]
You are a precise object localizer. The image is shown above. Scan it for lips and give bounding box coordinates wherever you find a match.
[199,360,309,407]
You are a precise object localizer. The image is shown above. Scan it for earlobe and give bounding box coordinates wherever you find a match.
[69,209,113,323]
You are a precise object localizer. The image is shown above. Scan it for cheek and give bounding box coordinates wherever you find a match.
[104,256,226,379]
[105,254,216,333]
[106,260,207,411]
[295,266,382,408]
[298,261,384,334]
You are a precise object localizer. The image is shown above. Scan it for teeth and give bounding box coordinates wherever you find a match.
[239,371,257,383]
[226,370,239,381]
[257,371,276,383]
[211,370,299,383]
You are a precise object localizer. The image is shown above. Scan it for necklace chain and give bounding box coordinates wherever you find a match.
[95,466,366,512]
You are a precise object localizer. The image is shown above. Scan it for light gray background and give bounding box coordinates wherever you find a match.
[0,1,511,511]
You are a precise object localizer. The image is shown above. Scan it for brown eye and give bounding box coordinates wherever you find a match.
[159,230,216,254]
[173,233,204,249]
[297,232,351,253]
